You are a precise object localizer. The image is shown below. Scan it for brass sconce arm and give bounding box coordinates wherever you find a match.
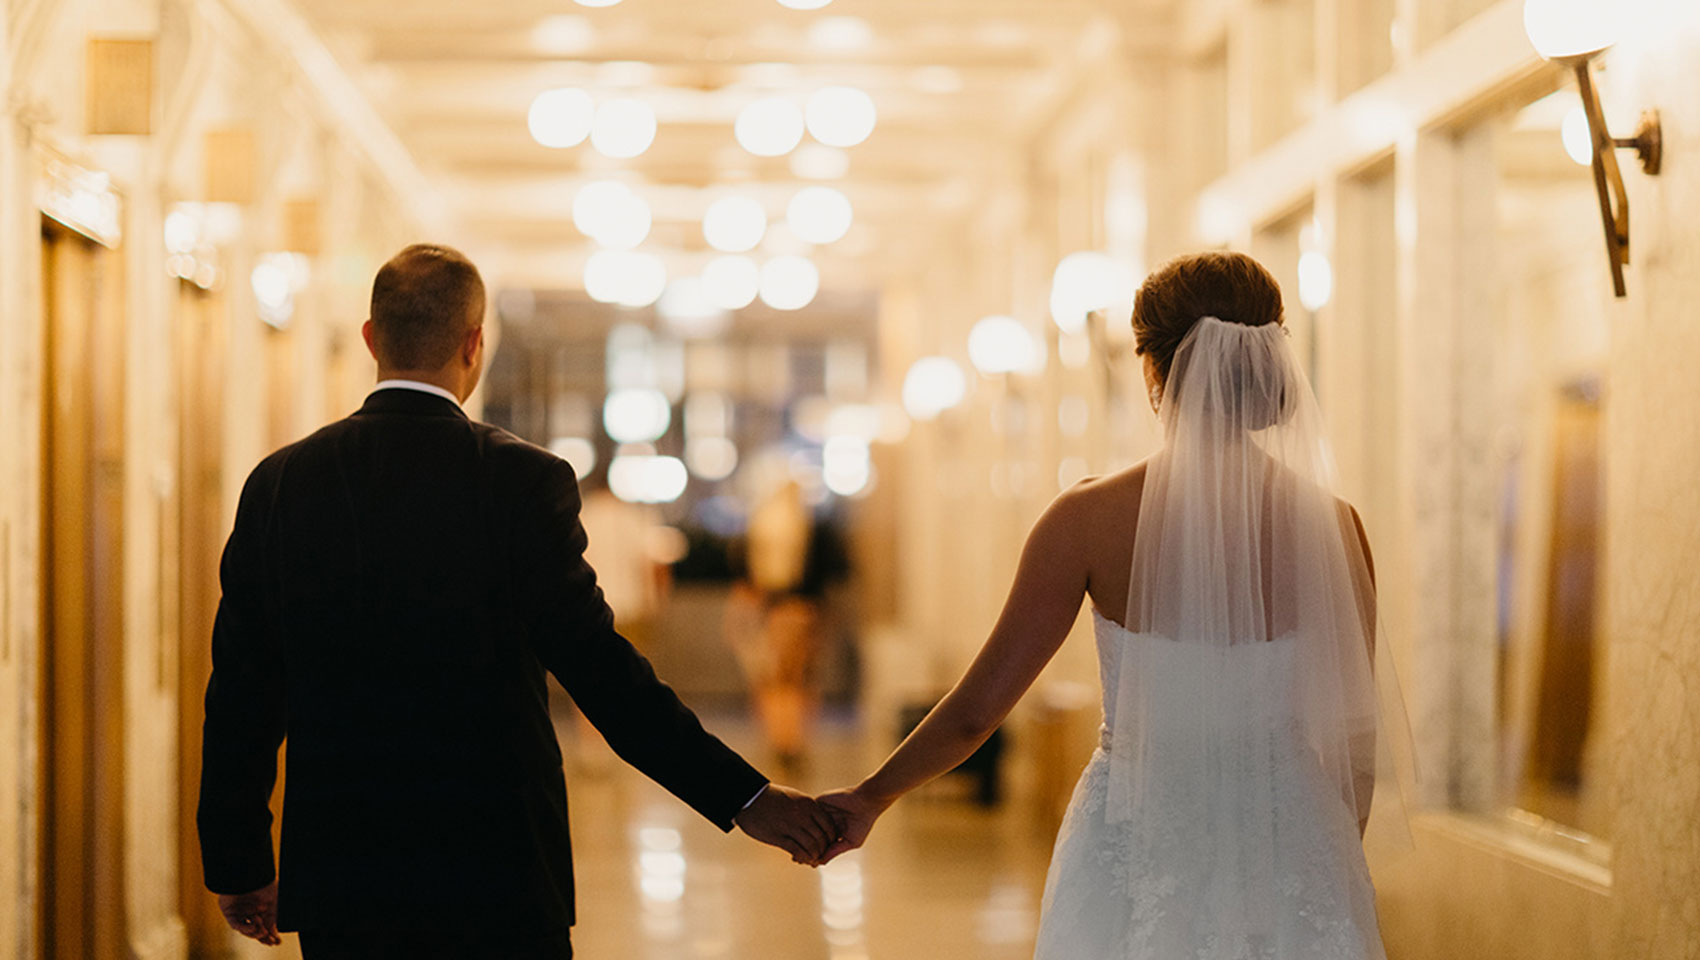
[1570,58,1661,298]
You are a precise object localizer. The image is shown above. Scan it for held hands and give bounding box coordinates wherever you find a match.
[216,880,282,946]
[816,786,888,864]
[734,783,843,865]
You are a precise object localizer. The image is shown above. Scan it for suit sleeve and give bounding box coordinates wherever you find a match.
[517,457,768,831]
[197,464,288,894]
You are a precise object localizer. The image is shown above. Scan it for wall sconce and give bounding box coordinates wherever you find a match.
[1523,0,1661,298]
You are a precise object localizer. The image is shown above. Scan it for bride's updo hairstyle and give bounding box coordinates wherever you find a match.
[1131,251,1292,429]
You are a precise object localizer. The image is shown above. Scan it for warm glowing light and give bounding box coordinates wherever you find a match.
[590,98,657,158]
[759,256,820,310]
[789,144,851,180]
[822,436,872,497]
[658,278,731,338]
[531,15,596,54]
[702,255,761,309]
[703,196,768,253]
[163,210,199,254]
[1050,251,1131,333]
[251,253,309,329]
[776,0,831,8]
[575,0,622,8]
[608,454,689,503]
[735,97,806,157]
[548,437,598,476]
[902,356,967,420]
[787,186,853,245]
[1523,0,1618,60]
[584,251,667,307]
[685,437,739,480]
[603,388,672,443]
[528,88,596,148]
[809,16,873,50]
[805,86,877,148]
[1297,251,1334,312]
[968,315,1042,375]
[573,180,651,250]
[1562,106,1594,165]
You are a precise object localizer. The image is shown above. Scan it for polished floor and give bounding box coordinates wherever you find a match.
[558,703,1056,960]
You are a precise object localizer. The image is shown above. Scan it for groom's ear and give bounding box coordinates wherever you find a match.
[361,320,381,364]
[460,324,484,366]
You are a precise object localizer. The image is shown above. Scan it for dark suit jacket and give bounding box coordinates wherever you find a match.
[197,387,768,934]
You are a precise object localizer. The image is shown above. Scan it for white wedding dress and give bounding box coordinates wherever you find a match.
[1031,611,1385,960]
[1031,315,1397,959]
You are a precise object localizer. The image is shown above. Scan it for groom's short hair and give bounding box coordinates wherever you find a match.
[369,243,485,370]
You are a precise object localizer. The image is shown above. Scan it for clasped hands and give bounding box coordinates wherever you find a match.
[732,783,889,867]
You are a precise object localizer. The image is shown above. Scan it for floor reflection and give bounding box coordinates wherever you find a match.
[558,705,1053,959]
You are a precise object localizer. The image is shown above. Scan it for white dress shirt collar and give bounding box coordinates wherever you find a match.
[372,379,462,407]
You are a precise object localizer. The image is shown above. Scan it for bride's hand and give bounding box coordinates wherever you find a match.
[817,786,889,863]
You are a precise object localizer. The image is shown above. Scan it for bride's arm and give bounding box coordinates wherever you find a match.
[820,489,1092,856]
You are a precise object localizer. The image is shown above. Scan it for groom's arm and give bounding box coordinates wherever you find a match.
[514,455,769,830]
[198,462,288,895]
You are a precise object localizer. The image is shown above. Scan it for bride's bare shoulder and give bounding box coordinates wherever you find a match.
[1046,460,1149,532]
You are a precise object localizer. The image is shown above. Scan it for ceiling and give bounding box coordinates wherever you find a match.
[293,0,1175,299]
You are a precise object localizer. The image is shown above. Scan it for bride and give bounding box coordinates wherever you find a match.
[821,251,1393,959]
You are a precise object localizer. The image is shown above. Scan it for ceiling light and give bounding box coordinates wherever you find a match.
[658,277,731,339]
[584,251,667,307]
[968,315,1042,375]
[528,88,596,149]
[902,357,966,421]
[789,144,850,180]
[603,388,672,443]
[702,255,761,309]
[805,86,876,148]
[735,97,805,157]
[573,180,650,250]
[786,186,853,245]
[808,16,873,50]
[702,196,767,253]
[591,98,656,158]
[759,256,819,311]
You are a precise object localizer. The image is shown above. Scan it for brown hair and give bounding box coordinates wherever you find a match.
[1131,251,1284,387]
[369,243,485,370]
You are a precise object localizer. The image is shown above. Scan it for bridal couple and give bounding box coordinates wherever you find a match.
[200,244,1394,959]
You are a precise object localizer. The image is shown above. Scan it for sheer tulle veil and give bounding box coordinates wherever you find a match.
[1109,314,1416,848]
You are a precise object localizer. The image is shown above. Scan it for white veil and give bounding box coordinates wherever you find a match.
[1106,314,1413,847]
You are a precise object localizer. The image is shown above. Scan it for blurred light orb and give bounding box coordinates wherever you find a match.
[584,251,667,307]
[789,144,851,180]
[822,436,872,497]
[735,97,806,157]
[968,315,1042,375]
[902,356,967,421]
[685,436,740,481]
[787,186,853,245]
[530,16,596,55]
[805,86,877,148]
[163,209,199,254]
[1522,0,1617,60]
[1561,107,1593,166]
[702,255,762,309]
[759,256,820,311]
[1297,251,1334,312]
[658,277,732,338]
[1050,251,1130,333]
[608,454,688,504]
[703,196,768,253]
[573,180,650,250]
[603,388,672,443]
[776,0,832,9]
[528,88,596,148]
[808,16,873,50]
[590,98,657,158]
[547,436,598,476]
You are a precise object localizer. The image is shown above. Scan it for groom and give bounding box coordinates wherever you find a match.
[197,243,838,958]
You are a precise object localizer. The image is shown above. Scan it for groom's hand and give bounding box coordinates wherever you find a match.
[734,784,839,865]
[216,880,281,946]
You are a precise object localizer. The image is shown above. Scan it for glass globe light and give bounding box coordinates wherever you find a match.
[786,186,853,245]
[703,196,768,253]
[528,88,595,148]
[735,97,806,157]
[573,180,650,250]
[591,98,657,159]
[1523,0,1617,60]
[759,256,820,311]
[1561,107,1593,166]
[805,86,877,148]
[702,255,761,310]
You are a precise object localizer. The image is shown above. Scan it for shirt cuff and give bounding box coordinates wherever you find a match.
[739,782,770,812]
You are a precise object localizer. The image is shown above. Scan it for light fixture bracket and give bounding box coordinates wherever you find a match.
[1571,60,1662,298]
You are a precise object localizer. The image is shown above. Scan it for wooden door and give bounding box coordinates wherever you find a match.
[174,280,228,956]
[39,220,127,959]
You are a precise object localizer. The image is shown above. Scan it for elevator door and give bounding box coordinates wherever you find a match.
[39,220,127,959]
